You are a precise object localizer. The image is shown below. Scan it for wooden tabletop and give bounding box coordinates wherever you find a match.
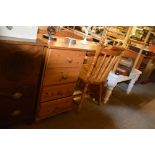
[37,34,98,52]
[0,34,98,52]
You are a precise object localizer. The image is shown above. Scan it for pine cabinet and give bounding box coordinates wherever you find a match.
[36,48,86,120]
[0,38,45,127]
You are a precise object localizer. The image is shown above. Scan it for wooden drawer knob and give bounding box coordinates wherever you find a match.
[67,58,73,63]
[11,110,21,116]
[53,106,61,113]
[45,92,49,96]
[57,91,63,96]
[12,92,23,99]
[61,74,68,80]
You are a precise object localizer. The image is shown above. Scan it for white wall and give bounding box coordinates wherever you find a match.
[0,26,38,40]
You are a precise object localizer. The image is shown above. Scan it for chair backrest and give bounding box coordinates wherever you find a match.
[86,45,124,83]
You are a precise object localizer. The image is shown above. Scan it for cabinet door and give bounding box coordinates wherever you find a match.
[0,44,45,127]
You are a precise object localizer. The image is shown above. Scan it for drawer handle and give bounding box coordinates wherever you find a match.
[12,92,23,99]
[45,92,49,96]
[53,106,61,113]
[11,110,21,116]
[57,91,63,96]
[67,58,73,63]
[61,75,68,80]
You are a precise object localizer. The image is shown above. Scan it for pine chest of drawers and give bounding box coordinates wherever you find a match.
[36,48,86,120]
[0,38,46,127]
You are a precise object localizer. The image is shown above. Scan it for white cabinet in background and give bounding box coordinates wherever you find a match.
[0,26,38,40]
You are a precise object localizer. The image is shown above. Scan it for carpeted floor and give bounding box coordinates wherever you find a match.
[11,82,155,129]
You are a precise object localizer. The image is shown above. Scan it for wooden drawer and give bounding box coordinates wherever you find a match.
[40,83,75,102]
[37,96,73,119]
[47,49,85,68]
[43,67,81,86]
[0,85,38,127]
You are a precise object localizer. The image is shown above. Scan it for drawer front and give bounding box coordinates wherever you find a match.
[0,85,37,127]
[47,49,85,68]
[40,83,75,102]
[43,67,81,86]
[37,96,73,119]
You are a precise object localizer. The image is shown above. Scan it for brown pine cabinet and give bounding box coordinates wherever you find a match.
[36,48,86,120]
[0,38,46,127]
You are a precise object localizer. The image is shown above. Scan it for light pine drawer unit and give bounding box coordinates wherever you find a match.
[37,48,86,120]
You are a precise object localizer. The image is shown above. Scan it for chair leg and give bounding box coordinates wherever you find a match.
[99,83,103,105]
[103,86,114,104]
[78,83,89,112]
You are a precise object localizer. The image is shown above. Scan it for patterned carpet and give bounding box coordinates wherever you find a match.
[11,82,155,129]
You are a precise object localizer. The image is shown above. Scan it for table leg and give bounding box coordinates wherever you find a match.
[126,74,140,94]
[103,81,117,104]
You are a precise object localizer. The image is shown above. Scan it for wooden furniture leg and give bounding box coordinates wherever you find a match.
[126,73,141,94]
[103,69,142,104]
[78,83,89,112]
[103,78,117,104]
[99,83,103,105]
